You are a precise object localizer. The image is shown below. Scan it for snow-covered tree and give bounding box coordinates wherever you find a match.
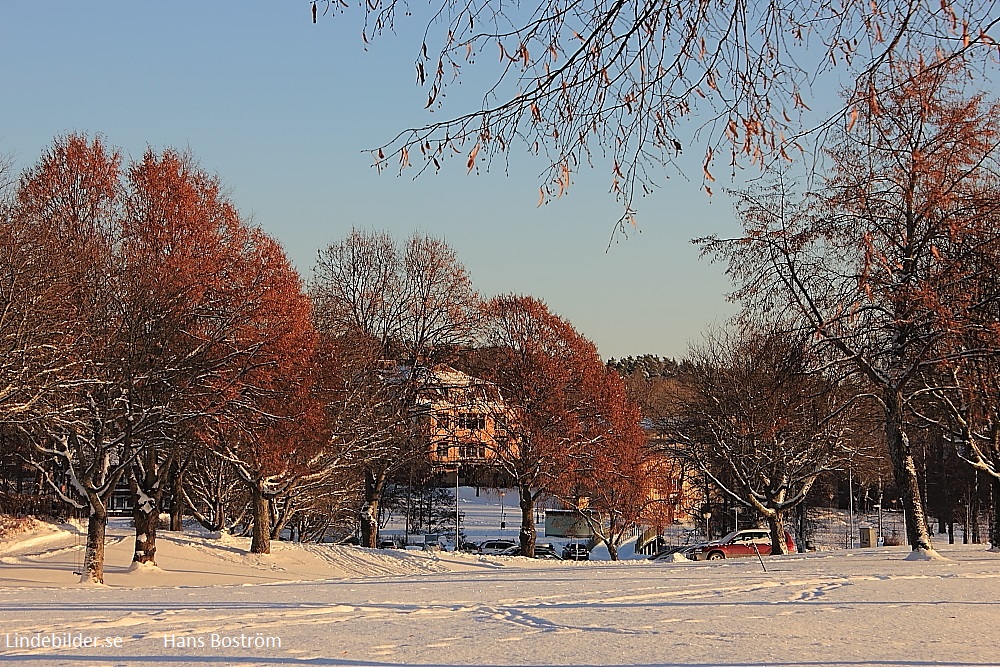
[310,230,479,548]
[675,327,854,554]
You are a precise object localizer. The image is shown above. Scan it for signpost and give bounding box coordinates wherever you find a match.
[544,509,597,538]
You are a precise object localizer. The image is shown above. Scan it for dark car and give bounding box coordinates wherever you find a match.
[561,542,591,561]
[480,539,517,555]
[648,544,699,561]
[532,543,562,560]
[688,529,796,561]
[498,543,562,559]
[378,538,400,549]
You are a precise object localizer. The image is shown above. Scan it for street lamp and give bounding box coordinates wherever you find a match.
[873,503,883,546]
[499,491,506,533]
[847,460,855,549]
[732,506,740,532]
[454,463,461,552]
[704,511,712,539]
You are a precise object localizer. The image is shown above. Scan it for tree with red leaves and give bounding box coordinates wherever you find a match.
[478,294,616,557]
[552,364,655,560]
[11,134,127,583]
[119,147,255,566]
[201,231,322,555]
[9,133,324,575]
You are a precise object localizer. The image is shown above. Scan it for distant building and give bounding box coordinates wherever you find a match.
[411,364,517,468]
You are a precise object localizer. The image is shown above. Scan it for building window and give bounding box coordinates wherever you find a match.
[436,442,451,459]
[458,412,486,431]
[457,443,487,460]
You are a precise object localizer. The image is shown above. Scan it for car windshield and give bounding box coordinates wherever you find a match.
[719,530,741,543]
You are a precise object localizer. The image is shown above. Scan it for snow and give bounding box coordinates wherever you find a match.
[0,493,998,666]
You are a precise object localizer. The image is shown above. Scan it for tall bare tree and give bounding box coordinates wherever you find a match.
[674,326,854,553]
[702,60,1000,554]
[311,230,479,547]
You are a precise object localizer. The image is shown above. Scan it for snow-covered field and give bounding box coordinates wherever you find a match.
[1,493,998,666]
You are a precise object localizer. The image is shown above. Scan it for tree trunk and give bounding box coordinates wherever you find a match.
[168,460,186,531]
[971,472,981,544]
[130,465,160,565]
[82,501,108,584]
[250,485,271,554]
[271,496,296,541]
[766,511,788,555]
[132,502,158,565]
[606,541,619,561]
[884,388,934,551]
[359,467,385,548]
[517,485,536,557]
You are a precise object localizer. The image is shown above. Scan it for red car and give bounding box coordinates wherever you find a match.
[688,529,796,561]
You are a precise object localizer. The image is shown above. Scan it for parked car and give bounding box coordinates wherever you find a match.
[378,538,400,549]
[561,542,591,561]
[460,541,481,553]
[498,543,562,559]
[479,539,517,555]
[648,544,700,561]
[533,543,562,560]
[687,529,796,561]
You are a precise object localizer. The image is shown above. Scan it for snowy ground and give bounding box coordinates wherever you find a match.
[1,493,998,666]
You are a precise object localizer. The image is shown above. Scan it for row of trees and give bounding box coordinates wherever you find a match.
[0,135,320,581]
[0,138,659,580]
[12,56,994,579]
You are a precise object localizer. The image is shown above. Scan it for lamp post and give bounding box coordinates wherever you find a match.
[733,507,740,532]
[848,460,855,549]
[704,511,712,540]
[873,503,882,546]
[454,463,461,552]
[499,491,506,534]
[900,497,906,545]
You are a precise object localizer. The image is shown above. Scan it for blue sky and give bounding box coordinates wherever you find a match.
[0,2,762,359]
